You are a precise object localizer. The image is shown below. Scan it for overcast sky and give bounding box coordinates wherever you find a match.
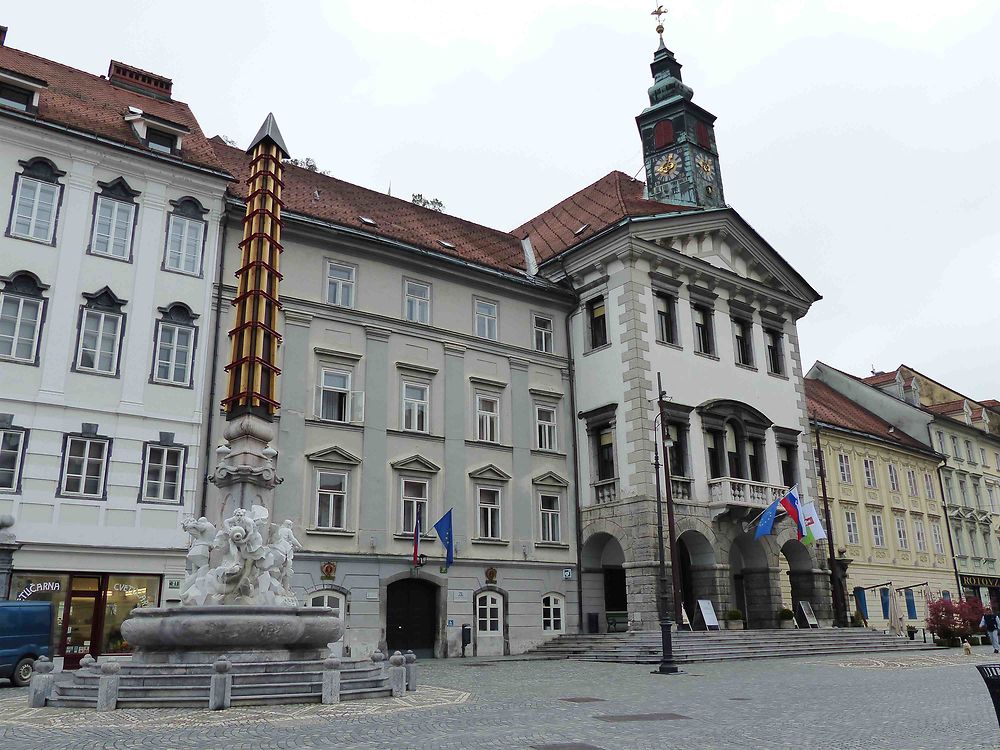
[5,1,998,398]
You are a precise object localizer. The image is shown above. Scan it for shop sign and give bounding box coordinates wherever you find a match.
[16,580,61,601]
[961,575,1000,589]
[113,583,150,607]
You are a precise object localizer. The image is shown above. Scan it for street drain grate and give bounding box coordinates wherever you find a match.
[594,712,691,722]
[560,697,606,703]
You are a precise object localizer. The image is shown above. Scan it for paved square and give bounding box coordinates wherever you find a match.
[2,647,1000,749]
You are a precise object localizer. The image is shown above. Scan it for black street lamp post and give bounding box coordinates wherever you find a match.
[652,372,680,675]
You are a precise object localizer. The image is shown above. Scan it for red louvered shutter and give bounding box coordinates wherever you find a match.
[653,120,675,149]
[696,121,711,149]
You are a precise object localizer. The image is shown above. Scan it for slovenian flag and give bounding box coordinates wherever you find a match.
[412,515,421,565]
[754,486,805,540]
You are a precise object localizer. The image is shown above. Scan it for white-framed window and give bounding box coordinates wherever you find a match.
[477,486,501,539]
[474,299,497,340]
[984,533,993,559]
[914,519,927,552]
[931,522,945,555]
[316,470,348,530]
[540,493,561,543]
[401,478,428,534]
[61,436,108,498]
[588,297,608,349]
[838,454,853,484]
[970,528,979,557]
[308,590,347,620]
[542,593,564,632]
[533,314,553,353]
[844,510,860,545]
[944,476,954,502]
[142,444,184,503]
[692,304,714,355]
[402,382,429,433]
[165,214,205,274]
[924,472,935,499]
[11,176,58,242]
[888,463,900,493]
[895,516,908,549]
[476,592,502,633]
[965,440,976,463]
[995,452,1000,471]
[863,458,877,488]
[973,481,984,510]
[154,322,194,385]
[316,368,363,423]
[936,431,947,454]
[146,128,176,154]
[476,394,499,443]
[988,484,997,513]
[732,317,753,367]
[77,309,122,374]
[955,528,965,556]
[959,479,970,506]
[535,405,557,451]
[951,435,961,459]
[765,328,785,375]
[654,292,678,345]
[0,429,26,492]
[0,293,42,362]
[981,448,989,466]
[404,279,430,324]
[906,469,918,497]
[870,513,886,547]
[91,197,135,259]
[326,261,356,308]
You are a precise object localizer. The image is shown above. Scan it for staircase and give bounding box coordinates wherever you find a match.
[528,628,941,664]
[47,658,392,708]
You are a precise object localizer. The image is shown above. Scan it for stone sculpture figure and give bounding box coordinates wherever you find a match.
[272,520,303,589]
[180,517,217,606]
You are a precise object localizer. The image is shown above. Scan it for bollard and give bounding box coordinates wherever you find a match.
[321,657,341,704]
[976,664,1000,727]
[371,649,386,679]
[28,656,55,708]
[79,654,98,673]
[96,662,121,712]
[209,657,232,711]
[388,651,406,697]
[404,650,417,692]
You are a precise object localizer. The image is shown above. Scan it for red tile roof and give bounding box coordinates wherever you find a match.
[862,371,899,387]
[805,378,928,451]
[982,400,1000,409]
[511,171,694,262]
[209,138,528,274]
[0,45,226,174]
[926,399,966,415]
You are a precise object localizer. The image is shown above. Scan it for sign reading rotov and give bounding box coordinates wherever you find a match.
[961,574,1000,588]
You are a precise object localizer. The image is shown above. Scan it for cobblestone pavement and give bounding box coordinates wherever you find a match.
[2,646,999,750]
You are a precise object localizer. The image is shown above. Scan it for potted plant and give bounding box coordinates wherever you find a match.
[778,608,796,629]
[906,625,918,641]
[850,610,864,628]
[724,609,745,630]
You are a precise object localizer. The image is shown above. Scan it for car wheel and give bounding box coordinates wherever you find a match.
[12,657,34,687]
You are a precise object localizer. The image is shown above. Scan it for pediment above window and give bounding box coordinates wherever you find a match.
[158,301,199,324]
[18,157,64,183]
[469,464,511,481]
[532,471,569,487]
[82,286,127,312]
[169,196,208,219]
[1,270,48,297]
[97,176,141,203]
[306,445,361,465]
[697,399,773,430]
[390,454,441,474]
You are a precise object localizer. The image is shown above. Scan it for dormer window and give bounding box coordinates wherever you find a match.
[146,128,176,155]
[0,83,31,112]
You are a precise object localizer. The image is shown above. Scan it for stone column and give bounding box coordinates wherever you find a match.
[207,414,281,524]
[321,657,341,704]
[690,562,731,617]
[624,557,659,631]
[209,658,232,711]
[742,566,779,628]
[387,651,406,697]
[96,662,121,712]
[27,657,55,707]
[0,515,18,600]
[404,650,417,692]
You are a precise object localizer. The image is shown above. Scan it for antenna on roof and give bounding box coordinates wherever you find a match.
[387,180,392,197]
[871,365,876,375]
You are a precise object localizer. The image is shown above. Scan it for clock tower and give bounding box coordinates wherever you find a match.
[636,18,725,209]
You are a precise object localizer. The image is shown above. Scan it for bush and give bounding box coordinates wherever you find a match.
[926,597,987,639]
[850,610,865,627]
[778,607,795,621]
[725,609,744,621]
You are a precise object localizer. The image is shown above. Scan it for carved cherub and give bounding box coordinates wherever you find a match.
[272,520,303,589]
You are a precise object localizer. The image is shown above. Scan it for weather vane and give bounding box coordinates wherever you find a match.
[651,4,667,37]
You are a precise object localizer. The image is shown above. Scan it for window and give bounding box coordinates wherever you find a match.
[959,479,970,506]
[981,448,989,466]
[863,458,878,488]
[474,299,498,340]
[732,318,753,366]
[316,368,357,422]
[888,464,900,493]
[165,214,205,275]
[587,297,607,348]
[966,440,976,463]
[142,444,183,503]
[870,513,886,547]
[943,475,954,503]
[402,382,429,433]
[61,436,108,498]
[937,431,947,454]
[973,481,983,510]
[91,197,135,260]
[308,590,346,620]
[666,422,688,477]
[988,484,997,513]
[401,479,428,534]
[476,395,499,443]
[0,291,42,362]
[596,427,615,481]
[838,454,853,484]
[478,486,501,539]
[154,321,194,386]
[692,304,714,355]
[146,128,176,154]
[542,594,564,632]
[844,510,860,545]
[931,522,945,554]
[951,436,961,459]
[924,472,935,499]
[906,469,918,497]
[404,280,430,324]
[954,528,965,556]
[540,494,561,543]
[655,293,677,345]
[533,315,553,353]
[914,519,927,552]
[984,533,993,559]
[535,405,557,451]
[765,328,785,375]
[970,527,979,556]
[0,428,26,492]
[326,262,355,307]
[779,443,797,488]
[316,471,348,530]
[895,516,908,549]
[11,177,58,243]
[476,592,501,632]
[0,83,32,112]
[77,309,123,375]
[995,452,1000,471]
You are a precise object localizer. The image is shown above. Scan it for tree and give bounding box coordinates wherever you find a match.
[926,596,987,640]
[283,157,330,176]
[411,194,445,212]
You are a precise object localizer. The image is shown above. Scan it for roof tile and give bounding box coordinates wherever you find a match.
[806,378,927,451]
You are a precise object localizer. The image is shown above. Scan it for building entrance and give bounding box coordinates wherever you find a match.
[386,579,437,657]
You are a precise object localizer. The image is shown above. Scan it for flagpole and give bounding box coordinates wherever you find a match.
[812,418,847,627]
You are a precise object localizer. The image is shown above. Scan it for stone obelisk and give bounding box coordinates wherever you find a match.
[210,114,289,521]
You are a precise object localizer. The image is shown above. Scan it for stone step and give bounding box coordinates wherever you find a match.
[229,686,392,706]
[231,681,320,697]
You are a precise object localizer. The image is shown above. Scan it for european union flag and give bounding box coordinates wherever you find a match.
[754,497,782,540]
[434,509,455,568]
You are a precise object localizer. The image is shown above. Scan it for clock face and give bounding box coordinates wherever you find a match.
[695,155,715,179]
[654,152,681,181]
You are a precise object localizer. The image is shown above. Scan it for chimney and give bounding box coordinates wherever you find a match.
[0,27,8,47]
[107,60,172,100]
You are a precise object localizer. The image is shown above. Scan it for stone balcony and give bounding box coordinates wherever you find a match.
[593,478,618,504]
[708,477,788,517]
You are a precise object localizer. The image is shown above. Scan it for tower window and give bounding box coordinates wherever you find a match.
[653,120,675,149]
[696,121,711,149]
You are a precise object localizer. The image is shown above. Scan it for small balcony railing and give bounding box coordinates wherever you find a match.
[670,476,692,501]
[593,478,618,504]
[708,477,787,509]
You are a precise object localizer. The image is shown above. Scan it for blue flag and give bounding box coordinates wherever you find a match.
[754,496,782,540]
[433,509,455,567]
